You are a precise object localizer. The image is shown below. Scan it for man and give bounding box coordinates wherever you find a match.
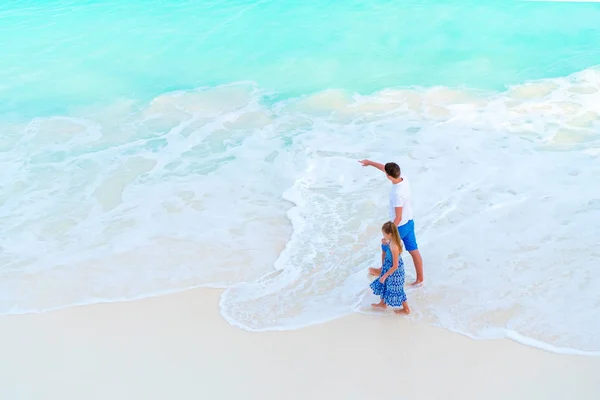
[359,159,424,285]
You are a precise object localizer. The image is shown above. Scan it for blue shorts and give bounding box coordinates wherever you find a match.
[398,220,418,252]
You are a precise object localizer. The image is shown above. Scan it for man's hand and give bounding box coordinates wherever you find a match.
[359,159,386,173]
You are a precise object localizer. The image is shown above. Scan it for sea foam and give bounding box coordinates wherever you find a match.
[1,68,599,355]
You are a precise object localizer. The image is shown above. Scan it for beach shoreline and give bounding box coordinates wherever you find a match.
[1,288,598,400]
[3,2,600,399]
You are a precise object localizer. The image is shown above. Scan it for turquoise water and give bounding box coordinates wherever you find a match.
[1,1,600,354]
[2,1,600,117]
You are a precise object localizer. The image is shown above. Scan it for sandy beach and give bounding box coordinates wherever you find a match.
[3,2,600,400]
[1,288,598,400]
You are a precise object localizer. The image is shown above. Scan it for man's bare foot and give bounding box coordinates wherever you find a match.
[409,279,423,287]
[371,301,387,309]
[369,267,382,276]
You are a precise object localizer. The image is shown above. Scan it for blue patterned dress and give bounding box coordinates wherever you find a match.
[370,243,407,306]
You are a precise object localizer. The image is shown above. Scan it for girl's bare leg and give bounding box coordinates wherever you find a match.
[371,299,387,309]
[394,301,410,315]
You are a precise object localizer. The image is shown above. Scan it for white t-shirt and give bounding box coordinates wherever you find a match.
[388,177,413,227]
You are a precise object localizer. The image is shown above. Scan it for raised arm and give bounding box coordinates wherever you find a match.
[358,159,385,173]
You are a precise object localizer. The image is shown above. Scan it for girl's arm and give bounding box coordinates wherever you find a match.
[380,245,400,282]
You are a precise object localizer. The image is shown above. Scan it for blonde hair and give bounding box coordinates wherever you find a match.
[382,221,403,253]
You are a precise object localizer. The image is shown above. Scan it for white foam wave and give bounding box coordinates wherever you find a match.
[2,68,600,355]
[221,67,600,354]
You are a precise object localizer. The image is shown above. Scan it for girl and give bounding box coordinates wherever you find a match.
[370,221,410,315]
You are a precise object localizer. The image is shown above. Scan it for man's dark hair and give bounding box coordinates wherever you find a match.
[384,162,401,179]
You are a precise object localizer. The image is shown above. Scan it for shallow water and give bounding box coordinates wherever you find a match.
[1,1,600,354]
